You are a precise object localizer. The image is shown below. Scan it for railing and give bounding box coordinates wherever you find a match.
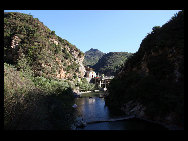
[95,76,114,80]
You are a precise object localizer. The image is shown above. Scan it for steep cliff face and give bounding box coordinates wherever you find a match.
[4,12,86,80]
[118,11,184,82]
[106,11,184,129]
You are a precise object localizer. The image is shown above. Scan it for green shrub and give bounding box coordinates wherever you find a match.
[78,78,95,91]
[4,63,76,129]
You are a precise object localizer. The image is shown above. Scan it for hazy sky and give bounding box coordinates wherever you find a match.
[4,10,181,53]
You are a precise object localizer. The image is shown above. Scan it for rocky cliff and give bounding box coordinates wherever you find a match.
[4,12,86,80]
[106,10,184,129]
[4,12,87,130]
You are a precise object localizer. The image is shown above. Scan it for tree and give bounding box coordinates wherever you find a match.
[152,26,161,33]
[51,31,55,35]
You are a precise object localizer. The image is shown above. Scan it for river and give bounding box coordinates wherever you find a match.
[73,92,168,130]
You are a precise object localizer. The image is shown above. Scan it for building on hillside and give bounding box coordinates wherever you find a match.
[86,70,96,78]
[84,66,96,82]
[85,66,96,78]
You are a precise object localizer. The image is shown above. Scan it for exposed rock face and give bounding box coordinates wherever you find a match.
[11,35,21,49]
[68,46,86,78]
[54,52,86,79]
[4,12,86,80]
[121,101,146,118]
[120,101,183,130]
[49,38,58,45]
[57,68,65,79]
[78,57,86,78]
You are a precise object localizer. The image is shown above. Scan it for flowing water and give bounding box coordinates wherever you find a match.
[74,92,168,130]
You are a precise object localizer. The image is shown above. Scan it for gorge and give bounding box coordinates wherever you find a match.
[4,11,184,130]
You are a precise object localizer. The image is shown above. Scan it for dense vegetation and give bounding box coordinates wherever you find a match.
[4,12,84,80]
[4,12,93,129]
[4,63,77,129]
[106,11,184,128]
[93,52,132,76]
[83,48,105,66]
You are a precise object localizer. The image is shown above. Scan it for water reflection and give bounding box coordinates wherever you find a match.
[74,95,167,130]
[75,97,110,122]
[88,98,95,104]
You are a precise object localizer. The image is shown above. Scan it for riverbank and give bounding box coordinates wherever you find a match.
[79,91,105,97]
[72,95,168,130]
[73,91,184,130]
[86,114,182,130]
[133,116,184,130]
[86,115,135,124]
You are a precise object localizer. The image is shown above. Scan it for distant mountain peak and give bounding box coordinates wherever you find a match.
[83,48,105,66]
[92,52,133,76]
[88,48,99,52]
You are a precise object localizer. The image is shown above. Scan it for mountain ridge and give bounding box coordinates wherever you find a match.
[92,51,133,76]
[83,48,105,66]
[4,12,86,80]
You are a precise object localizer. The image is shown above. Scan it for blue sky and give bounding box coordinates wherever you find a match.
[4,10,181,53]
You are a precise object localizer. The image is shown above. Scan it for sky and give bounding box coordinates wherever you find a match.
[4,10,181,53]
